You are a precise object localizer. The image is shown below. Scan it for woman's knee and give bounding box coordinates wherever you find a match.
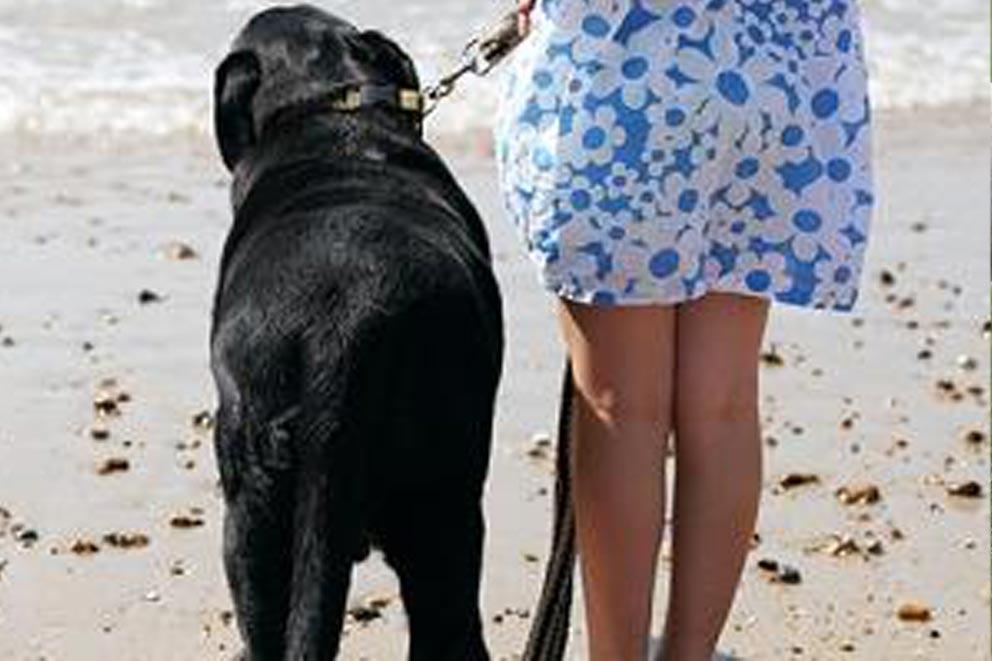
[675,376,759,432]
[573,378,670,431]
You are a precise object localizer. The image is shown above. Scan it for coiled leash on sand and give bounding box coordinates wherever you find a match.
[424,11,579,661]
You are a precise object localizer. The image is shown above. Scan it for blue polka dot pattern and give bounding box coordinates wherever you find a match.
[494,0,874,312]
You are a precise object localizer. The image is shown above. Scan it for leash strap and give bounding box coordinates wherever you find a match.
[522,361,577,661]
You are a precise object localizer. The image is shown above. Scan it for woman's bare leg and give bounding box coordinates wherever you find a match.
[659,293,770,661]
[556,299,676,660]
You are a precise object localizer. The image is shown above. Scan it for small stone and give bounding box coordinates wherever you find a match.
[964,429,986,445]
[835,483,881,506]
[348,601,385,624]
[760,348,785,367]
[935,379,957,394]
[866,540,885,555]
[897,296,915,310]
[879,270,896,287]
[93,395,121,418]
[826,535,861,558]
[14,527,39,547]
[946,481,982,498]
[191,410,215,432]
[957,355,978,371]
[163,242,198,261]
[102,532,150,549]
[776,564,802,584]
[144,590,161,603]
[169,514,205,529]
[138,289,163,305]
[97,458,130,476]
[70,539,101,555]
[896,602,932,622]
[777,472,820,490]
[916,349,932,361]
[87,425,111,441]
[757,558,779,572]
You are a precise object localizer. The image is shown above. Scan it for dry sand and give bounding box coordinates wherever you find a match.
[0,105,988,660]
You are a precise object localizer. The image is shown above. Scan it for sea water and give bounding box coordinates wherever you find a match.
[0,0,987,138]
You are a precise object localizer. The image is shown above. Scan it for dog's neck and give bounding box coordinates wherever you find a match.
[230,112,422,215]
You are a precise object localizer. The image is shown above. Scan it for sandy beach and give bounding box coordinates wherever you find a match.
[0,104,988,660]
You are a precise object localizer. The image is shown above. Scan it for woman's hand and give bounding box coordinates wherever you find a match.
[518,0,537,37]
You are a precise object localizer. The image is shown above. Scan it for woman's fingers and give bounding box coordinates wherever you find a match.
[518,0,537,37]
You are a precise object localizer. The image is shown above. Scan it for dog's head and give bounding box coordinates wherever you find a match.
[214,4,420,171]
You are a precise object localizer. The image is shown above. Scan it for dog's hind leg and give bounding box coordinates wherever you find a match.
[282,346,372,660]
[216,402,299,661]
[381,494,489,661]
[282,434,360,660]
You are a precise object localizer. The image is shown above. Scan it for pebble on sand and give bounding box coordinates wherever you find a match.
[97,458,130,476]
[757,558,802,584]
[87,424,111,441]
[945,481,982,498]
[70,539,101,556]
[759,348,785,367]
[102,532,150,549]
[835,483,882,506]
[169,514,205,529]
[137,289,164,305]
[776,472,820,491]
[162,241,198,261]
[191,410,215,432]
[964,429,986,445]
[896,602,933,622]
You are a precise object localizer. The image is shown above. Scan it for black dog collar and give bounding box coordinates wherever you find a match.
[262,82,424,136]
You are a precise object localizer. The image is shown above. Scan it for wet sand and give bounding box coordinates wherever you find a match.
[0,105,988,660]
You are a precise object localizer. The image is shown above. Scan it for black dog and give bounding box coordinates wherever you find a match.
[209,5,503,659]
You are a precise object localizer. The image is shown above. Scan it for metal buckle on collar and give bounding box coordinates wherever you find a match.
[326,84,424,115]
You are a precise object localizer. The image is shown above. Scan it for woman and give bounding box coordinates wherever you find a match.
[495,1,873,659]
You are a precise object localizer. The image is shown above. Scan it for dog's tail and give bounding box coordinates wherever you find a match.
[522,359,577,661]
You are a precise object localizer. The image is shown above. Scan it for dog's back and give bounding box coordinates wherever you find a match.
[210,6,503,659]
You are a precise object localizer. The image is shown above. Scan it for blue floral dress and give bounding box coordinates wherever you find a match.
[494,0,873,311]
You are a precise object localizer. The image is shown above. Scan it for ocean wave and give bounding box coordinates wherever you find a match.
[0,1,987,138]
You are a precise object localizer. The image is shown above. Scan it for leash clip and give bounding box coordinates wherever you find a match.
[422,9,526,117]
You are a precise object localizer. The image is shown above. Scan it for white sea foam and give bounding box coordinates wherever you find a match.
[0,0,986,138]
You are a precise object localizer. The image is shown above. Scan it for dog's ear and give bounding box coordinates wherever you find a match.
[359,30,419,89]
[214,50,262,171]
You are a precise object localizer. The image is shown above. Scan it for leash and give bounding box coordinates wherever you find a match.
[522,361,577,661]
[422,9,526,117]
